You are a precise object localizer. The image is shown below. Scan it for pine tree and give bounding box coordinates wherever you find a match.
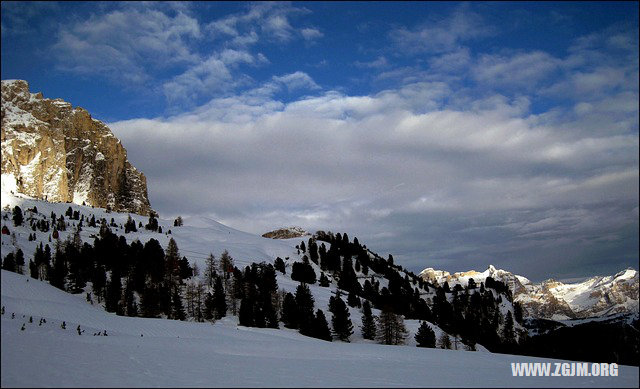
[14,249,25,274]
[171,286,186,320]
[124,215,137,233]
[204,253,217,288]
[295,283,315,336]
[212,276,227,319]
[91,264,107,303]
[238,297,254,327]
[503,310,515,343]
[203,291,215,321]
[105,270,122,314]
[2,252,16,272]
[347,289,361,308]
[311,309,332,341]
[415,321,436,348]
[164,238,181,289]
[219,250,234,278]
[50,241,67,290]
[329,294,354,342]
[319,272,330,287]
[281,292,299,329]
[29,259,38,279]
[124,277,138,317]
[360,301,376,340]
[13,206,23,227]
[274,257,286,274]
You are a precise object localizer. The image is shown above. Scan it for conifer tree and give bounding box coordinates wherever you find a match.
[29,259,38,279]
[295,283,315,336]
[347,289,361,308]
[311,309,332,341]
[124,277,138,317]
[329,294,354,342]
[219,250,234,279]
[164,238,181,289]
[50,241,67,290]
[203,291,215,321]
[204,253,217,288]
[212,276,227,319]
[238,297,254,327]
[281,292,299,329]
[503,310,515,343]
[360,301,377,340]
[91,264,107,303]
[415,321,436,348]
[13,206,23,226]
[171,286,186,321]
[14,249,25,274]
[105,269,122,314]
[319,272,330,287]
[274,257,286,274]
[2,252,16,272]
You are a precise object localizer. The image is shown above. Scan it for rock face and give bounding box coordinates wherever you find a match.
[1,80,152,215]
[419,264,639,320]
[262,226,310,239]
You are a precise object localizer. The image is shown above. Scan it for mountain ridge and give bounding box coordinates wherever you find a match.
[420,265,639,320]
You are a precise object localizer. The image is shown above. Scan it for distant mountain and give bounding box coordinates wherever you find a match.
[1,80,152,215]
[262,226,310,239]
[420,265,639,320]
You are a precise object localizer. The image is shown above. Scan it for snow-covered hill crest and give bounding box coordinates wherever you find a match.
[420,265,639,320]
[1,79,152,215]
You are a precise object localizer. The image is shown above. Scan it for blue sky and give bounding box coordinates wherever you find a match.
[2,1,638,281]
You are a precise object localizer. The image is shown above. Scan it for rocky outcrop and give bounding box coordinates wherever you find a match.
[262,226,310,239]
[1,79,152,215]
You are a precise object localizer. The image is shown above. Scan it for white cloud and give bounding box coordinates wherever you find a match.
[272,71,321,92]
[389,4,494,54]
[473,51,561,89]
[300,27,323,41]
[205,2,316,45]
[52,6,201,83]
[354,56,389,69]
[162,55,235,104]
[110,81,638,271]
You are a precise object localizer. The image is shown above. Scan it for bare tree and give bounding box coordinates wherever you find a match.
[376,307,408,345]
[438,332,452,349]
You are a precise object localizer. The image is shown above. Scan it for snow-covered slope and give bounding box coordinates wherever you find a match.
[0,185,470,350]
[419,265,639,320]
[3,270,638,388]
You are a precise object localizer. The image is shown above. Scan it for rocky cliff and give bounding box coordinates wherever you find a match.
[1,80,152,215]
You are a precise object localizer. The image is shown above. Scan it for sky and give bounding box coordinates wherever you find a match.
[2,1,638,281]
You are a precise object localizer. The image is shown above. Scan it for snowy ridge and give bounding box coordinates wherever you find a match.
[420,265,639,320]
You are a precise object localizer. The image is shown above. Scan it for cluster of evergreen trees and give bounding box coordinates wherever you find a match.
[294,231,524,350]
[2,204,525,353]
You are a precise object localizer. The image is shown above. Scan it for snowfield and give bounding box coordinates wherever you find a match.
[2,269,639,387]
